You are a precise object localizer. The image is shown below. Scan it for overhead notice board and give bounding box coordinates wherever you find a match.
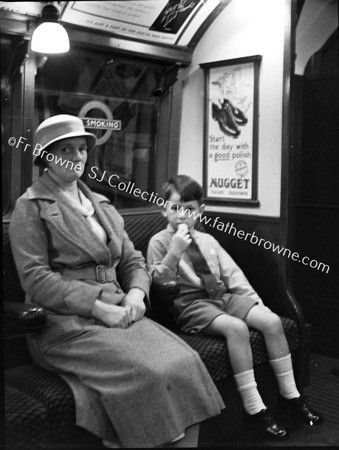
[61,0,224,47]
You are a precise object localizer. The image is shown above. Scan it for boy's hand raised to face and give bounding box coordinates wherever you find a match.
[170,223,192,257]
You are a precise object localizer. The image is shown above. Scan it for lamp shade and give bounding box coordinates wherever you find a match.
[31,4,69,54]
[31,22,70,53]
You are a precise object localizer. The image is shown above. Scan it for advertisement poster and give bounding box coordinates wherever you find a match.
[61,0,221,47]
[201,56,261,205]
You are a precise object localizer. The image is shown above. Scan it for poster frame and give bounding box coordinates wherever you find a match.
[200,55,262,206]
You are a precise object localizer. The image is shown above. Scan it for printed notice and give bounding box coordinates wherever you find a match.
[61,0,221,47]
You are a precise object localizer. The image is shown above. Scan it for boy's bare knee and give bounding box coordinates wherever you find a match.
[207,314,248,340]
[212,315,249,340]
[228,318,250,339]
[265,312,283,335]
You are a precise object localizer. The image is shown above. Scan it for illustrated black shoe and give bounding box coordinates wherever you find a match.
[212,102,240,138]
[279,395,323,426]
[246,408,289,441]
[222,98,248,126]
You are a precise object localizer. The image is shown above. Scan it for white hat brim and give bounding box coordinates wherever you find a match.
[38,130,97,154]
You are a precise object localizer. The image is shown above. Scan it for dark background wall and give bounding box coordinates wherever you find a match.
[289,30,339,357]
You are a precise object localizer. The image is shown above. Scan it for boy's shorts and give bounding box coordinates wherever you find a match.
[175,291,259,334]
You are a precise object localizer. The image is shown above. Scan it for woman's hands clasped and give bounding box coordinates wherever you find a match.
[92,287,146,328]
[121,287,146,322]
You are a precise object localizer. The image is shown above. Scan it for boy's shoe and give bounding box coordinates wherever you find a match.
[246,408,289,440]
[279,395,323,426]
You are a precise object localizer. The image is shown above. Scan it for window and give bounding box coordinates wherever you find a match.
[35,46,173,209]
[1,37,13,214]
[1,36,29,215]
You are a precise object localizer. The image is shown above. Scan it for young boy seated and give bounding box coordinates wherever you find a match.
[147,174,322,441]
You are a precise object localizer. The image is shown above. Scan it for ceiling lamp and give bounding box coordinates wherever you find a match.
[31,4,70,54]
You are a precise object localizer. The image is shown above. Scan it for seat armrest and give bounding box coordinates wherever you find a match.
[149,281,180,329]
[150,281,180,298]
[4,301,47,334]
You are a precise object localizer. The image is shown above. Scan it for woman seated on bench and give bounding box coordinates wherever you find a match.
[9,115,224,448]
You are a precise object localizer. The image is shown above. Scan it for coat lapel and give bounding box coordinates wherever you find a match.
[78,181,124,262]
[78,182,115,240]
[28,173,113,265]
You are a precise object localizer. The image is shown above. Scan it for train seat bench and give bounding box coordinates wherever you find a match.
[3,211,309,449]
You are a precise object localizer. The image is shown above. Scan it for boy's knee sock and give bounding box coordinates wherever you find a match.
[234,369,266,415]
[269,354,300,399]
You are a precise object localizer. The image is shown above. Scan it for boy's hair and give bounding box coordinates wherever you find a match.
[162,175,204,205]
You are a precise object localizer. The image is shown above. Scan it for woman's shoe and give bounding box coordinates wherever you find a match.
[102,439,123,448]
[170,432,185,443]
[279,395,323,426]
[246,408,289,440]
[159,432,186,448]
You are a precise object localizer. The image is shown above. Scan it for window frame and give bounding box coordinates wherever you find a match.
[2,23,185,216]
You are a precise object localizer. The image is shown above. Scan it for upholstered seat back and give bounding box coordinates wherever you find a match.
[122,211,167,256]
[3,221,26,304]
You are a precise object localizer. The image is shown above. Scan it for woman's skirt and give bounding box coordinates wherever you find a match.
[27,316,225,448]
